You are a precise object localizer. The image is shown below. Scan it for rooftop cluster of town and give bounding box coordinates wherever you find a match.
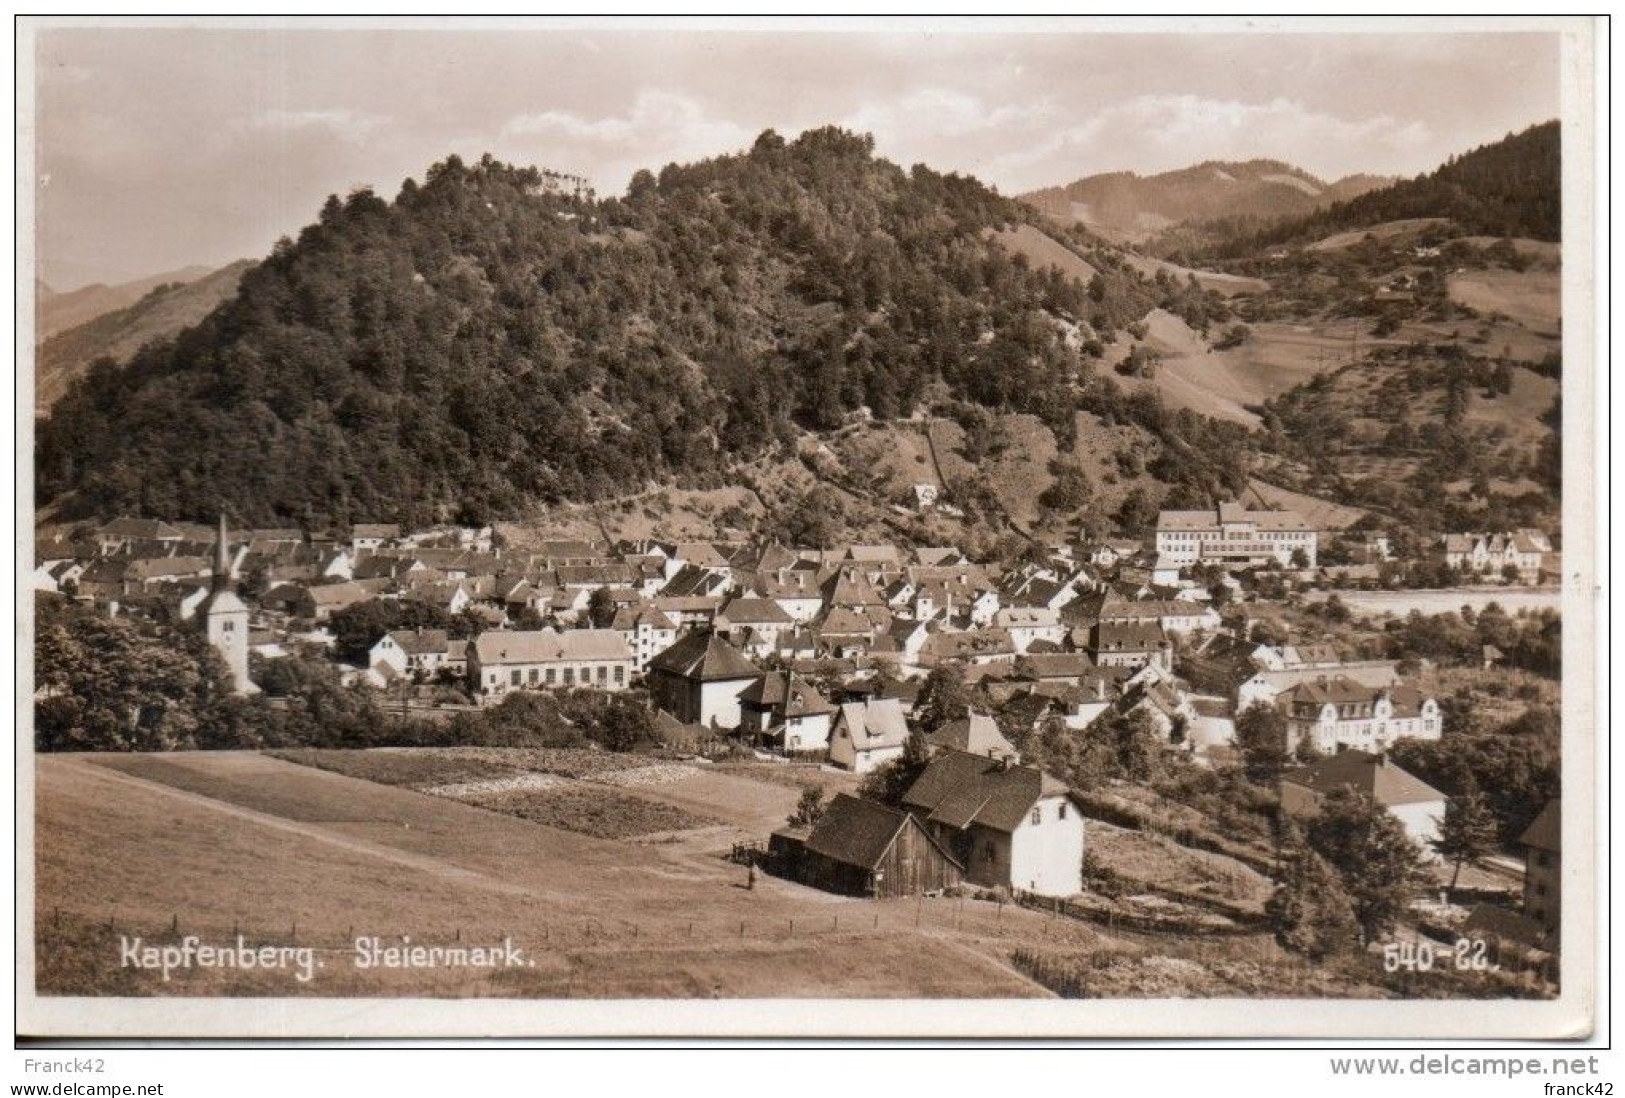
[34,506,1559,775]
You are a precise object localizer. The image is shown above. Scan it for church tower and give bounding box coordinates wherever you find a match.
[204,514,255,695]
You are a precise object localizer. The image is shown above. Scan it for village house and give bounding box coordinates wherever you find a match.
[827,697,910,773]
[1442,530,1550,583]
[369,628,458,679]
[1272,676,1442,754]
[716,596,795,650]
[610,604,679,675]
[1520,799,1561,943]
[1235,660,1401,713]
[468,628,634,703]
[737,670,837,754]
[1086,538,1145,568]
[263,580,375,622]
[995,606,1066,653]
[645,630,761,730]
[1089,621,1173,672]
[769,793,963,899]
[1099,597,1221,636]
[902,750,1085,897]
[349,523,401,552]
[1279,749,1448,852]
[1155,502,1318,569]
[924,711,1019,763]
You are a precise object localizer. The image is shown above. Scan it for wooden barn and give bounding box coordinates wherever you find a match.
[769,793,963,899]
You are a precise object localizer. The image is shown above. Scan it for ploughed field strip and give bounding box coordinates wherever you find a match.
[272,747,721,839]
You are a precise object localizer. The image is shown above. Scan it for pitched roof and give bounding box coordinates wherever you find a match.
[1280,750,1445,807]
[926,712,1019,761]
[1092,622,1169,650]
[800,793,960,871]
[471,628,632,664]
[740,670,835,715]
[824,568,886,607]
[647,630,760,681]
[835,698,909,751]
[902,750,1071,833]
[386,628,451,656]
[720,596,794,625]
[611,604,677,631]
[1519,798,1560,852]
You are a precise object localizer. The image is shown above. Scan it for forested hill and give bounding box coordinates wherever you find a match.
[38,128,1163,528]
[1182,122,1560,260]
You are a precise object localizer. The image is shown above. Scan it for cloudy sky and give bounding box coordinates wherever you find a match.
[31,21,1562,290]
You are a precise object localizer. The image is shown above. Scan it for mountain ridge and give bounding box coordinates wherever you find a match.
[1020,159,1394,244]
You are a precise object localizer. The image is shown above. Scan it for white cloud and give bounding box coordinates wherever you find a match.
[502,90,756,191]
[252,108,387,138]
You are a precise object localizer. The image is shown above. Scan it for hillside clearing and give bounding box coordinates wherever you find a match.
[1447,268,1561,334]
[987,223,1098,284]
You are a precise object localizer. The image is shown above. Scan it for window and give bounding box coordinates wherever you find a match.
[545,668,556,686]
[614,665,625,684]
[563,667,575,686]
[1058,803,1068,820]
[510,670,521,687]
[597,665,608,685]
[528,668,539,685]
[1031,808,1042,826]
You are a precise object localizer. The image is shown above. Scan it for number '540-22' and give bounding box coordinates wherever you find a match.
[1382,939,1495,973]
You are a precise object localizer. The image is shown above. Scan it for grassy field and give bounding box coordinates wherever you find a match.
[34,750,1540,1002]
[1118,252,1270,297]
[34,752,1086,998]
[1448,268,1561,335]
[1085,825,1273,913]
[1305,218,1451,252]
[1245,478,1366,530]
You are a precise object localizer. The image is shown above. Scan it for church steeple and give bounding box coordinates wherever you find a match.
[213,513,232,592]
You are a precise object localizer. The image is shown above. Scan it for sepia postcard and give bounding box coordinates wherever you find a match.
[14,15,1601,1040]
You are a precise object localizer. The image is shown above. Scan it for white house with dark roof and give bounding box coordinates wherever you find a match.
[1280,750,1447,851]
[1156,502,1317,569]
[738,670,836,753]
[902,750,1085,897]
[370,628,459,679]
[646,630,760,729]
[828,698,910,773]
